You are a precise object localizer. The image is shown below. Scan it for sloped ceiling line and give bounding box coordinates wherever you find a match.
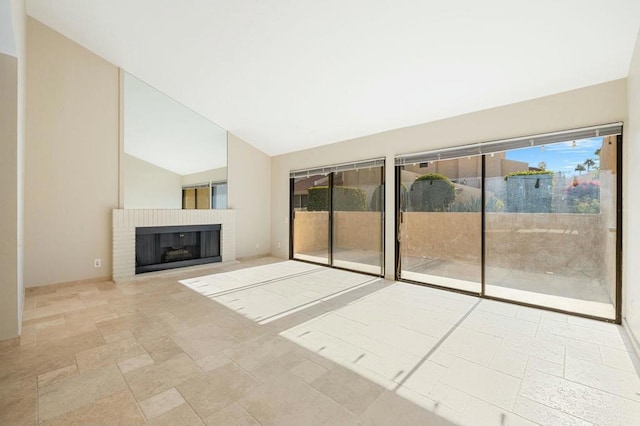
[26,0,640,155]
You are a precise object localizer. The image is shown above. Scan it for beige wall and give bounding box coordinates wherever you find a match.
[624,29,640,350]
[25,17,119,287]
[272,79,628,280]
[0,0,26,340]
[123,154,182,209]
[499,158,529,176]
[228,133,271,258]
[24,18,272,286]
[404,154,528,183]
[485,213,606,277]
[293,212,328,254]
[0,53,20,339]
[334,212,382,251]
[293,211,382,254]
[294,210,607,286]
[402,212,481,263]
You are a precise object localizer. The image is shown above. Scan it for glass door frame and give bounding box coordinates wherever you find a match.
[289,164,386,278]
[395,134,623,324]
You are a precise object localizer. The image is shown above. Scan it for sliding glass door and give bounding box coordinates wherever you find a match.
[398,158,482,293]
[292,174,330,264]
[332,168,384,274]
[484,136,618,319]
[396,124,621,321]
[290,160,385,276]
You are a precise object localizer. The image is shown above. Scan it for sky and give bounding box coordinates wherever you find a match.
[505,137,603,174]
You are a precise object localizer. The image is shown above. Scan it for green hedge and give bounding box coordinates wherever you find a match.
[504,170,553,181]
[307,186,367,211]
[504,171,553,213]
[409,173,456,212]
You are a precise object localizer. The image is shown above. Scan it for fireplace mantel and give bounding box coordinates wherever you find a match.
[112,209,235,282]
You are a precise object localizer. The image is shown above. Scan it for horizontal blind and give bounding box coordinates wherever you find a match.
[182,183,210,190]
[290,158,385,179]
[395,122,622,166]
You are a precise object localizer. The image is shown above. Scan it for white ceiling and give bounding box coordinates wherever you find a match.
[26,0,640,156]
[123,72,227,176]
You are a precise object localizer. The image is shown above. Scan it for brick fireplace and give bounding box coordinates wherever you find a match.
[112,209,235,282]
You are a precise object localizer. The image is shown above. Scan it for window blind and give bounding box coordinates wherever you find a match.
[395,122,622,166]
[182,183,210,190]
[290,158,385,179]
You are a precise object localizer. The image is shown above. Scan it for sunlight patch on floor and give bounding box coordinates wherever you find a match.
[179,261,379,324]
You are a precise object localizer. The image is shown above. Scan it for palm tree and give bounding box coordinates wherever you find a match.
[575,164,586,174]
[537,161,547,171]
[584,158,596,172]
[595,148,601,157]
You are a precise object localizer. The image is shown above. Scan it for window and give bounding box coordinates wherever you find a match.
[211,182,228,209]
[290,158,385,275]
[182,181,228,209]
[395,123,622,321]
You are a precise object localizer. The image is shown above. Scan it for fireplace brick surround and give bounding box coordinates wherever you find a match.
[112,209,236,282]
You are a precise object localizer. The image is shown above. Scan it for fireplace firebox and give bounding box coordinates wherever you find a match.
[135,224,221,274]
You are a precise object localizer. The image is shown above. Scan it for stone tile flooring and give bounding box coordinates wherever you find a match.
[1,257,639,425]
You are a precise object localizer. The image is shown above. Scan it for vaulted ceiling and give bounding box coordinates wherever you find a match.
[26,0,640,155]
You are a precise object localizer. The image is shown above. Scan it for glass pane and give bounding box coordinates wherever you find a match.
[399,158,482,292]
[212,183,227,209]
[292,175,330,264]
[332,168,384,275]
[196,187,210,209]
[484,137,617,319]
[182,188,196,209]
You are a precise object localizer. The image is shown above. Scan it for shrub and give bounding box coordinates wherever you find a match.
[573,198,600,213]
[409,173,456,212]
[487,197,505,212]
[307,186,329,211]
[566,179,599,199]
[565,180,600,213]
[370,185,383,211]
[448,196,505,212]
[335,187,367,211]
[307,186,367,211]
[449,196,482,212]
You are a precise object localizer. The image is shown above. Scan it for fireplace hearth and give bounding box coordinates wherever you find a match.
[135,224,221,274]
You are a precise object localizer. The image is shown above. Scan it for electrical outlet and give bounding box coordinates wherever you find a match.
[94,258,101,268]
[255,243,260,249]
[277,242,281,249]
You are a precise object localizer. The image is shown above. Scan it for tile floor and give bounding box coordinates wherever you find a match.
[1,257,639,425]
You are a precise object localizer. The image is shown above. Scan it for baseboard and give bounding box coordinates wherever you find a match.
[113,260,240,284]
[0,336,20,350]
[236,253,275,261]
[25,276,113,295]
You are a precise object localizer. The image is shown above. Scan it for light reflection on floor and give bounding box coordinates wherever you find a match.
[179,261,380,324]
[280,280,481,424]
[180,261,640,425]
